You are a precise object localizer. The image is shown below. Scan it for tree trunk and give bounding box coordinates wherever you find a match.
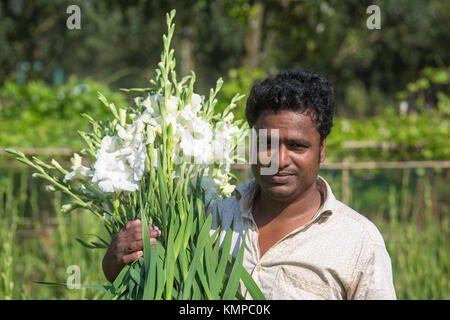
[241,0,264,70]
[181,26,194,76]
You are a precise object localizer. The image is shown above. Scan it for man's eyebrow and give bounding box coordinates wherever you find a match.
[288,138,312,146]
[265,136,312,147]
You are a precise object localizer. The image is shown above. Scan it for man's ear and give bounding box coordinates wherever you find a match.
[319,138,326,163]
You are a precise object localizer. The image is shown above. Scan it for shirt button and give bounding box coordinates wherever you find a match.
[255,264,261,272]
[251,224,257,231]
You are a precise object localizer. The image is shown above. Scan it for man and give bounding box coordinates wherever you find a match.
[102,69,396,300]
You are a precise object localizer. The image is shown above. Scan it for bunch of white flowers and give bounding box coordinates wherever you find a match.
[63,90,241,206]
[7,10,263,301]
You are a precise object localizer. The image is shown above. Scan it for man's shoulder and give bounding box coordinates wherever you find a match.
[208,192,242,228]
[317,175,386,248]
[215,194,240,214]
[331,199,387,247]
[213,179,257,216]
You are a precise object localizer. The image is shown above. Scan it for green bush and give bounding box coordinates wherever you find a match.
[326,108,450,161]
[327,67,450,162]
[218,66,450,162]
[0,77,127,150]
[215,67,266,120]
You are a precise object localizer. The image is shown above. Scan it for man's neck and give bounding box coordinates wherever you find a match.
[253,179,323,227]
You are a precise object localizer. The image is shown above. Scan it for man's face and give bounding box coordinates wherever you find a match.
[251,109,326,203]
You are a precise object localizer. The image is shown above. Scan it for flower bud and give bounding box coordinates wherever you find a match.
[71,153,82,167]
[61,203,75,213]
[45,185,56,192]
[119,108,127,126]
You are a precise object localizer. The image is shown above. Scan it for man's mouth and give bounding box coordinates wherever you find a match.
[274,171,295,176]
[268,171,295,183]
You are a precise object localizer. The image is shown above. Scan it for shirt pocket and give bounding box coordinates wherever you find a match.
[272,266,335,300]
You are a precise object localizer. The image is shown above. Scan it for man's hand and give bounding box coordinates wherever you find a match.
[102,219,162,283]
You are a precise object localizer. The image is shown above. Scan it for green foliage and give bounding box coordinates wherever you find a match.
[263,0,450,117]
[0,77,127,149]
[327,108,450,162]
[0,0,448,118]
[0,169,107,299]
[327,67,450,161]
[216,67,266,120]
[366,171,449,300]
[216,66,449,162]
[5,10,263,300]
[320,168,449,299]
[1,167,448,299]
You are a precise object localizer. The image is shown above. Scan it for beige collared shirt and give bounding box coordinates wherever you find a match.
[211,176,396,300]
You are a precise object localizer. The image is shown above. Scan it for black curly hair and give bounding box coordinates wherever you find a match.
[245,69,335,143]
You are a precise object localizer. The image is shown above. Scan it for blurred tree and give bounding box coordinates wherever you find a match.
[259,0,449,116]
[0,0,448,118]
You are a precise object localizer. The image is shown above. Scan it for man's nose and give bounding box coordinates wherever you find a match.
[276,144,290,170]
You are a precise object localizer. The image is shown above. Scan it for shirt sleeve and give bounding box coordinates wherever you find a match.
[350,243,397,300]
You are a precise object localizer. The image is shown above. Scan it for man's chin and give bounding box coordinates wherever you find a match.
[263,184,297,201]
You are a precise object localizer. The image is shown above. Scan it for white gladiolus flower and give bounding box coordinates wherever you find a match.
[188,93,202,112]
[64,153,93,182]
[91,117,148,193]
[141,94,162,115]
[141,94,181,138]
[180,134,210,164]
[212,121,240,164]
[91,136,136,192]
[64,165,93,182]
[166,96,180,114]
[178,103,213,164]
[200,176,222,206]
[220,183,236,198]
[211,169,235,198]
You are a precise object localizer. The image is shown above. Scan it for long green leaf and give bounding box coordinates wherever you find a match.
[102,264,130,299]
[215,226,234,292]
[241,268,266,300]
[35,281,109,292]
[141,212,157,300]
[222,233,246,300]
[205,229,221,299]
[182,213,213,299]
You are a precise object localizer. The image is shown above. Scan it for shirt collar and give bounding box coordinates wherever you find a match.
[234,175,336,220]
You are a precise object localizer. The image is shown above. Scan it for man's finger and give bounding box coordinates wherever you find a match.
[127,226,160,241]
[122,240,143,253]
[149,225,162,237]
[122,250,143,264]
[124,219,141,230]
